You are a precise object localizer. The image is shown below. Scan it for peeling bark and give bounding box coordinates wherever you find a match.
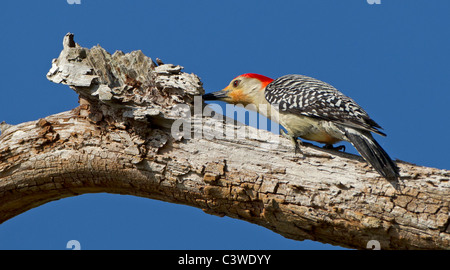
[0,33,449,250]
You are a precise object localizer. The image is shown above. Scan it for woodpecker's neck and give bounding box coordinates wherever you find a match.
[252,88,269,106]
[247,87,277,120]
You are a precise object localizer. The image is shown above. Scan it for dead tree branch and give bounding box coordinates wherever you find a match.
[0,33,448,249]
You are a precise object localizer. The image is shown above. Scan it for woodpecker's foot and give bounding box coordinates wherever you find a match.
[281,130,304,155]
[294,140,304,155]
[323,144,346,152]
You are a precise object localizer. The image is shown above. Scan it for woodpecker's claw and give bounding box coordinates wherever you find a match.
[294,140,304,155]
[281,129,304,155]
[323,144,346,152]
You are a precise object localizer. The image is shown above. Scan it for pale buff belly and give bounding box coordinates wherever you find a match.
[256,102,346,145]
[277,112,345,145]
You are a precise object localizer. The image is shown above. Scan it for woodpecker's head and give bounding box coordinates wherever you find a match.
[203,73,274,105]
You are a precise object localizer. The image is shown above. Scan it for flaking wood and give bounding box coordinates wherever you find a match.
[0,33,448,249]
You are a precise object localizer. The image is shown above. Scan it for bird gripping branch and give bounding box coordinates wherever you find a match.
[203,73,399,180]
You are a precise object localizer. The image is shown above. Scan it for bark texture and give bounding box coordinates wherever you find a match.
[0,33,449,250]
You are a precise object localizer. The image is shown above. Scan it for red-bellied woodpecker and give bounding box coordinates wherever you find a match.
[203,73,400,180]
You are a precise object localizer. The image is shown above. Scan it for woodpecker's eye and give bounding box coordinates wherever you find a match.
[233,80,240,88]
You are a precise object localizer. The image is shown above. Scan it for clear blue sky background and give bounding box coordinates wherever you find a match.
[0,0,449,250]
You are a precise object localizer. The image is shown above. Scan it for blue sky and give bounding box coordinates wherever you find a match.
[0,0,449,250]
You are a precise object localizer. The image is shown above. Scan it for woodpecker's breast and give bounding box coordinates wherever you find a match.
[253,100,345,145]
[277,111,345,144]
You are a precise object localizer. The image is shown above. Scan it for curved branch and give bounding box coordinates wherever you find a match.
[0,33,449,250]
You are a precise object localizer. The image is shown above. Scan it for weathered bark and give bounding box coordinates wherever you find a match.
[0,33,449,250]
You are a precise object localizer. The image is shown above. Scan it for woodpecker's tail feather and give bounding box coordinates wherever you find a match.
[345,128,399,180]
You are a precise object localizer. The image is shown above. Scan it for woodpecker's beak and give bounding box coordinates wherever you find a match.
[203,90,229,101]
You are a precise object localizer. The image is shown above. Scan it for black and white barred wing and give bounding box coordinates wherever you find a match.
[264,74,385,136]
